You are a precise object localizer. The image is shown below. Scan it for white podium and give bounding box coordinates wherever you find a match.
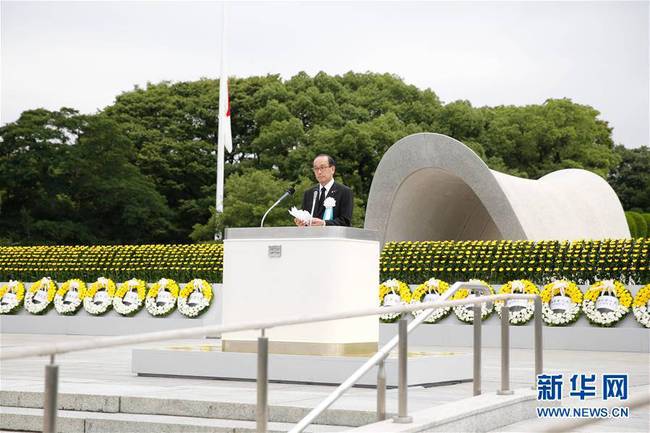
[132,226,472,385]
[222,227,380,355]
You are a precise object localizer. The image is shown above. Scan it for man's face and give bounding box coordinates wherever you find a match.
[312,156,335,185]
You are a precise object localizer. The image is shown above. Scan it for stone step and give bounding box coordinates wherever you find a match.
[0,406,346,433]
[0,390,380,427]
[349,388,555,433]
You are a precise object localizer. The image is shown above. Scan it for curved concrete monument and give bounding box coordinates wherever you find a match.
[365,133,630,244]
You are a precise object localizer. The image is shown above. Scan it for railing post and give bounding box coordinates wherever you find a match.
[393,318,412,423]
[533,296,543,389]
[43,355,58,433]
[257,332,269,433]
[497,304,514,395]
[473,303,482,396]
[376,358,386,421]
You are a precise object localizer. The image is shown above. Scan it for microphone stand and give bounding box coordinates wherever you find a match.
[309,189,318,227]
[261,187,295,227]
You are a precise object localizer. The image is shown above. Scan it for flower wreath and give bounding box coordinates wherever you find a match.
[632,283,650,329]
[541,280,583,326]
[113,278,147,316]
[54,279,86,315]
[25,277,57,315]
[178,279,212,318]
[452,279,494,324]
[83,277,116,316]
[379,279,411,323]
[495,280,539,325]
[145,278,179,317]
[582,280,632,327]
[0,281,26,314]
[410,278,451,323]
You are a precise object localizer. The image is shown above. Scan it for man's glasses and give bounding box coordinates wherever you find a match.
[312,165,331,172]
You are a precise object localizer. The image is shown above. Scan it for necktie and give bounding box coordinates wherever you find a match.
[318,187,326,216]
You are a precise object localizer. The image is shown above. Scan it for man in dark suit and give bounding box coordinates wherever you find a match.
[295,154,353,227]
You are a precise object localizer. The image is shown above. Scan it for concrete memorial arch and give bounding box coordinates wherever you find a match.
[364,133,630,244]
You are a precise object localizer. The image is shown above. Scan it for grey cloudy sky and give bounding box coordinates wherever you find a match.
[2,1,648,148]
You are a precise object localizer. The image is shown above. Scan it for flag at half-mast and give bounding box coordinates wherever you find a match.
[218,72,232,153]
[216,5,231,217]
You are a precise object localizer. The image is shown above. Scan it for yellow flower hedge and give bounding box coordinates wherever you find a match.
[0,244,223,282]
[2,238,647,287]
[380,238,649,284]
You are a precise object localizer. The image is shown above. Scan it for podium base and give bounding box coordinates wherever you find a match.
[222,339,378,356]
[132,344,473,387]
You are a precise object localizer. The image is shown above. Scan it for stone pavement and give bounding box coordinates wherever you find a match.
[0,333,648,432]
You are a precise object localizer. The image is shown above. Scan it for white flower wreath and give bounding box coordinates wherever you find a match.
[25,277,57,315]
[632,283,650,329]
[378,279,411,322]
[582,280,632,327]
[178,279,212,318]
[410,278,451,323]
[541,280,583,326]
[83,277,116,316]
[495,280,539,325]
[0,280,25,314]
[54,279,86,315]
[145,278,179,317]
[113,278,147,316]
[452,279,494,324]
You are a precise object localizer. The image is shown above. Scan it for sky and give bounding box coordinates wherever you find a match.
[1,1,649,148]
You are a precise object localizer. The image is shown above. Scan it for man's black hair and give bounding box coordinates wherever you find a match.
[315,154,336,167]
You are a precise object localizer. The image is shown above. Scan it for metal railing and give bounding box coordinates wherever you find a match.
[290,283,542,432]
[0,283,543,433]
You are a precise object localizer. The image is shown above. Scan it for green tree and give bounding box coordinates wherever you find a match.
[4,72,629,244]
[625,212,638,237]
[628,212,647,237]
[608,145,650,212]
[190,170,310,241]
[479,99,618,179]
[0,110,173,244]
[0,108,83,243]
[63,115,174,243]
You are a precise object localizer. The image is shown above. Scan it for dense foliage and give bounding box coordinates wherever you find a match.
[626,211,650,238]
[1,72,647,244]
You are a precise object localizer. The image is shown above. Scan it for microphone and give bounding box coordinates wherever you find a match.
[309,189,318,226]
[260,186,296,227]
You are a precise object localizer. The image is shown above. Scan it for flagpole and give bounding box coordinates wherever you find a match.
[215,3,227,240]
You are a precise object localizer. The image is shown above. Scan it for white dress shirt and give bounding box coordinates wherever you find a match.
[319,178,335,198]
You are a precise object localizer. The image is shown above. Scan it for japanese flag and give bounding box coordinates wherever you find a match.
[218,73,232,153]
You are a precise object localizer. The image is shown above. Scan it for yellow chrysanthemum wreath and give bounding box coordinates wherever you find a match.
[410,278,450,323]
[54,279,87,315]
[0,281,25,314]
[178,279,213,318]
[452,279,494,324]
[113,278,147,316]
[379,279,411,323]
[541,280,583,326]
[146,278,179,317]
[83,277,116,316]
[582,280,632,327]
[25,277,57,315]
[632,283,650,328]
[495,280,539,325]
